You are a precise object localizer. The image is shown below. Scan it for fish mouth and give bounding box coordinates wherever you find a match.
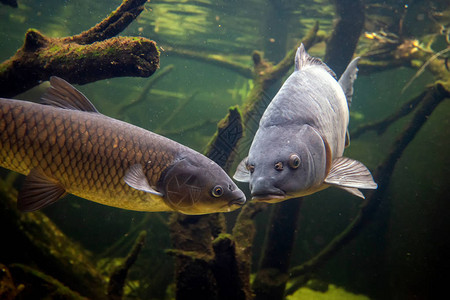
[251,192,286,203]
[228,197,246,207]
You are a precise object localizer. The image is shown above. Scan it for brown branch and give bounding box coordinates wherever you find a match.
[156,119,217,136]
[167,214,225,300]
[8,264,86,299]
[0,0,158,98]
[162,46,253,79]
[116,64,175,117]
[166,23,320,300]
[0,174,107,299]
[65,0,148,45]
[351,89,426,138]
[252,199,303,300]
[204,106,244,171]
[288,82,450,279]
[107,231,147,300]
[156,90,200,132]
[231,201,269,299]
[240,22,320,126]
[324,0,365,77]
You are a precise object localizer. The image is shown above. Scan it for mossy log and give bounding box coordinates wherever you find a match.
[0,0,159,98]
[0,263,22,300]
[204,106,244,171]
[167,106,248,299]
[167,214,224,300]
[7,264,86,300]
[0,174,107,299]
[167,23,321,300]
[252,199,302,300]
[231,201,269,299]
[107,231,147,300]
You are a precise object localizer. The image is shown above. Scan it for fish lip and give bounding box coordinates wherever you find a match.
[251,192,286,201]
[228,197,246,207]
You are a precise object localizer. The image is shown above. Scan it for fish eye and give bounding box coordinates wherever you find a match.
[274,161,283,171]
[288,154,301,169]
[212,185,224,198]
[246,164,255,173]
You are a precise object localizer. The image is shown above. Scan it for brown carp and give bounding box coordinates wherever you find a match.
[0,77,245,214]
[234,44,377,202]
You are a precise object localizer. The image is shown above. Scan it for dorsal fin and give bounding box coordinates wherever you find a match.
[41,76,99,112]
[338,57,359,108]
[294,43,336,79]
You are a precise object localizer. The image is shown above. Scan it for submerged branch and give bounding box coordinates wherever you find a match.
[0,0,158,97]
[232,201,269,299]
[8,264,85,300]
[156,91,200,132]
[0,174,107,299]
[117,65,175,117]
[289,82,450,279]
[204,106,244,171]
[240,22,320,126]
[324,0,365,77]
[162,46,253,79]
[65,0,148,45]
[252,199,303,300]
[351,90,426,138]
[107,231,147,300]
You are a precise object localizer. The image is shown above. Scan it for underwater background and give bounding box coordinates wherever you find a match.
[0,0,449,299]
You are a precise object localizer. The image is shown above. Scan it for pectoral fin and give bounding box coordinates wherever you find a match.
[124,164,164,196]
[338,186,365,199]
[324,157,377,197]
[233,157,250,182]
[18,168,67,212]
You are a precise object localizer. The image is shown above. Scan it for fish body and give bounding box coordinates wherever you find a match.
[234,44,377,202]
[0,77,245,214]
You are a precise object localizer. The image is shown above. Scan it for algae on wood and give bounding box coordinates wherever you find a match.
[0,174,107,299]
[0,0,159,98]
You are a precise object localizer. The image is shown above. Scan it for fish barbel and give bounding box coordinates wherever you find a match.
[0,77,245,214]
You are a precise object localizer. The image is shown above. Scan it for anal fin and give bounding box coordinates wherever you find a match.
[18,168,67,212]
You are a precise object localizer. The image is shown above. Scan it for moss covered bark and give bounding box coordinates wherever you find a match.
[0,174,107,299]
[0,0,159,98]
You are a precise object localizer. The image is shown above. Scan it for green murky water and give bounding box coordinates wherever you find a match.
[1,0,449,299]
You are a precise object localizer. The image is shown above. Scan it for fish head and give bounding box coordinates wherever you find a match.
[236,125,327,203]
[160,155,246,214]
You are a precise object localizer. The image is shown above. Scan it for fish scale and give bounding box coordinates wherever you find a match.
[0,98,176,211]
[0,76,246,214]
[234,44,377,201]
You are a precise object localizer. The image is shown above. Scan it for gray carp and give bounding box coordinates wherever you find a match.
[234,44,377,202]
[0,77,245,214]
